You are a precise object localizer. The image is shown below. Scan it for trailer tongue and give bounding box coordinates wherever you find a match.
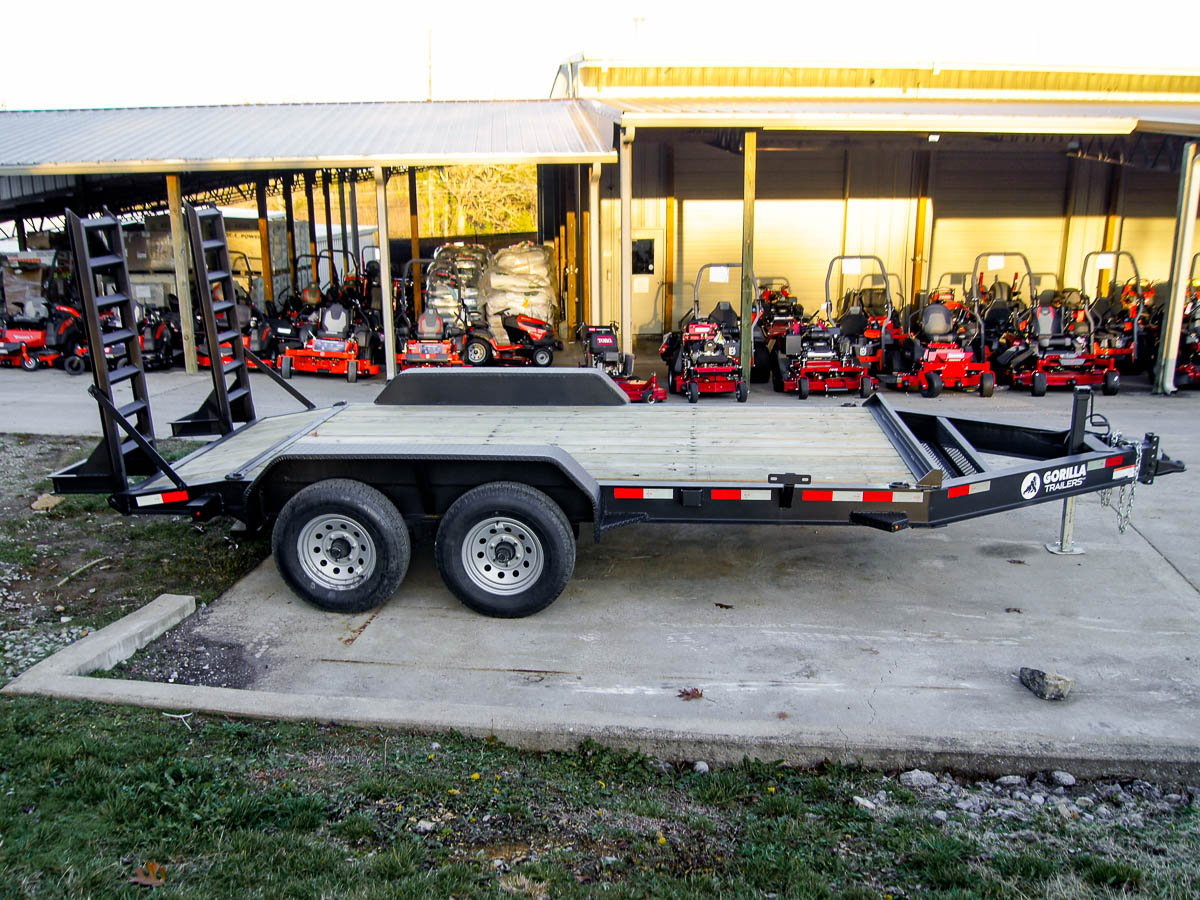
[50,207,1184,618]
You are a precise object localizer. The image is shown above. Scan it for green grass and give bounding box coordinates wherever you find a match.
[0,697,1196,897]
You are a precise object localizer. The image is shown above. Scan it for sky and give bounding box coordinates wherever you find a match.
[3,0,1199,110]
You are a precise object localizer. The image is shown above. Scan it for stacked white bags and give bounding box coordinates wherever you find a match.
[478,243,558,342]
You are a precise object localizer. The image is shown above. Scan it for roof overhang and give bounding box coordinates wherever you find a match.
[0,100,620,177]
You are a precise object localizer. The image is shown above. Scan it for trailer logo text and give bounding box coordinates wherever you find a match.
[1041,463,1087,495]
[1020,473,1041,500]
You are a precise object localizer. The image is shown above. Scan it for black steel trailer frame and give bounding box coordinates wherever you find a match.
[50,208,1184,618]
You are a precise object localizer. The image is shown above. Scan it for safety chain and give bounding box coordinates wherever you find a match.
[1099,437,1142,534]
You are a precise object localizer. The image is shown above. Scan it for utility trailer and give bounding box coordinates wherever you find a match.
[52,207,1184,619]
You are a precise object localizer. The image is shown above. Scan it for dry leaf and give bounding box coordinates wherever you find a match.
[714,602,733,609]
[677,687,704,701]
[1007,559,1027,565]
[1005,607,1022,614]
[776,711,790,720]
[30,493,64,511]
[129,861,165,888]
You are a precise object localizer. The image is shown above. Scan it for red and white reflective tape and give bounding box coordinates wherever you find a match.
[135,489,189,508]
[1111,465,1137,480]
[612,487,674,500]
[1089,456,1126,472]
[946,481,992,499]
[800,489,923,504]
[711,489,772,501]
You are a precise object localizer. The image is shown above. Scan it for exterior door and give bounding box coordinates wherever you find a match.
[631,229,664,335]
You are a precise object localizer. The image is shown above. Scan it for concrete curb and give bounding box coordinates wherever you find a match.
[4,592,1199,781]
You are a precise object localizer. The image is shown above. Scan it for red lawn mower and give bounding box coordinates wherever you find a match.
[988,252,1119,396]
[769,258,878,398]
[660,264,749,403]
[1078,250,1156,375]
[1,251,84,371]
[578,322,666,403]
[463,312,561,367]
[398,259,468,370]
[1174,253,1200,388]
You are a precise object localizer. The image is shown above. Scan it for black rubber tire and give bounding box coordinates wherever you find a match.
[920,371,943,399]
[1031,371,1048,398]
[859,376,874,399]
[20,354,38,372]
[272,479,410,614]
[771,355,785,393]
[750,344,771,383]
[979,371,996,398]
[796,376,810,400]
[280,355,293,379]
[666,373,677,395]
[687,382,700,404]
[1102,370,1120,396]
[736,381,749,403]
[532,347,554,367]
[347,360,358,383]
[642,387,657,404]
[465,340,492,367]
[64,355,86,376]
[434,481,575,618]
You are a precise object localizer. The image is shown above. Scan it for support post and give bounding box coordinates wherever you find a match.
[14,219,27,251]
[408,167,423,315]
[1056,157,1079,289]
[664,143,677,332]
[740,129,757,377]
[1097,165,1124,296]
[588,163,601,324]
[911,150,932,302]
[1155,141,1200,395]
[255,180,274,307]
[619,127,634,357]
[375,167,396,381]
[322,172,335,285]
[304,172,319,284]
[1046,388,1091,555]
[337,170,350,278]
[166,175,197,374]
[349,175,361,265]
[282,173,297,293]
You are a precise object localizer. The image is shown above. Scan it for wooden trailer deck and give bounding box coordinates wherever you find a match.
[157,403,914,489]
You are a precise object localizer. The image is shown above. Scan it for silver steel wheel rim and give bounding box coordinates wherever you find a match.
[461,517,543,596]
[297,513,377,590]
[467,343,487,363]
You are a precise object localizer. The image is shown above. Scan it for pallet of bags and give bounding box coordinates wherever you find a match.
[479,243,558,342]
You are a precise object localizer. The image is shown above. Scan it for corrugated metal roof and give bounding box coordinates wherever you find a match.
[615,98,1200,136]
[0,100,620,176]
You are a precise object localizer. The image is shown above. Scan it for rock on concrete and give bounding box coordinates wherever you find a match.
[1019,667,1075,701]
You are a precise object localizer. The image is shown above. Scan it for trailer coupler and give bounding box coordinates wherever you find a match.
[1141,433,1185,484]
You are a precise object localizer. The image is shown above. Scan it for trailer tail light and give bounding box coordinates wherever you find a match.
[1104,456,1125,468]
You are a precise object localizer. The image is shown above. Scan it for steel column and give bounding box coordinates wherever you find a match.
[375,167,397,381]
[166,175,197,374]
[1155,141,1200,395]
[911,151,932,301]
[282,173,297,293]
[1097,165,1125,296]
[1056,157,1079,288]
[255,180,274,306]
[588,163,601,324]
[14,219,27,251]
[619,128,633,357]
[321,172,335,285]
[664,143,677,331]
[349,175,360,265]
[740,129,757,377]
[337,170,350,278]
[303,172,319,284]
[408,167,423,316]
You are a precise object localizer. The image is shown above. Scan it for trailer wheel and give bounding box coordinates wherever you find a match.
[280,355,293,379]
[272,479,410,614]
[859,376,874,399]
[687,382,700,404]
[532,347,554,367]
[1102,370,1120,396]
[347,360,358,383]
[434,481,575,618]
[920,372,943,399]
[465,340,492,367]
[979,372,996,398]
[796,376,810,400]
[736,381,749,403]
[1030,371,1047,397]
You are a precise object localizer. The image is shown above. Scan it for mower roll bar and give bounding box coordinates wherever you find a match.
[1081,249,1142,355]
[824,255,895,329]
[970,252,1036,306]
[690,262,744,324]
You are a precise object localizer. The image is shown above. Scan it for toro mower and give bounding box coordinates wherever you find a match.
[769,258,879,398]
[1174,253,1200,388]
[659,263,748,403]
[278,255,383,383]
[986,253,1118,396]
[1078,251,1156,374]
[578,322,666,403]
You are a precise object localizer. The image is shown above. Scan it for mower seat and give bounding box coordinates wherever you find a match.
[415,310,445,341]
[318,303,350,338]
[838,308,869,339]
[920,303,955,341]
[1029,306,1073,351]
[234,303,252,330]
[707,302,739,334]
